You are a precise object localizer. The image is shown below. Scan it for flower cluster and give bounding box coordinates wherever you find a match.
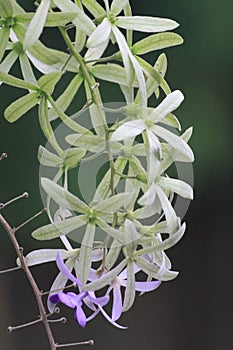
[0,0,194,331]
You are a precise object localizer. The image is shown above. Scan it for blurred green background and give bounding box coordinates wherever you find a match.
[0,0,232,349]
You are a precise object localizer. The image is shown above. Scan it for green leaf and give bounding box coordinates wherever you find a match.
[135,55,171,95]
[23,0,51,50]
[14,13,35,24]
[135,53,167,103]
[182,127,193,143]
[0,27,10,62]
[0,70,38,90]
[111,0,128,16]
[32,215,87,240]
[158,177,193,199]
[94,192,133,213]
[129,157,147,184]
[122,260,135,312]
[65,133,104,152]
[62,148,86,169]
[81,0,105,18]
[48,74,83,121]
[0,0,13,17]
[88,100,107,138]
[87,17,111,48]
[105,239,122,270]
[38,145,61,167]
[132,32,183,55]
[0,48,19,78]
[96,218,125,244]
[135,256,178,281]
[153,53,167,98]
[47,95,92,134]
[16,12,77,27]
[41,177,89,214]
[19,53,38,86]
[11,1,24,14]
[38,71,62,94]
[38,97,63,155]
[78,223,95,284]
[116,16,179,32]
[93,156,127,202]
[124,219,139,256]
[139,221,168,235]
[13,23,60,65]
[161,113,181,130]
[92,63,136,86]
[154,223,186,251]
[44,12,77,26]
[74,25,86,53]
[83,258,127,291]
[4,92,38,123]
[53,0,96,35]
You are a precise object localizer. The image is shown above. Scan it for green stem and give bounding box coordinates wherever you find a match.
[59,25,119,237]
[85,52,121,64]
[47,95,91,135]
[59,26,117,200]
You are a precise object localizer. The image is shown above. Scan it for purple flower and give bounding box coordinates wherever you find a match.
[49,252,109,328]
[107,264,161,321]
[88,261,161,322]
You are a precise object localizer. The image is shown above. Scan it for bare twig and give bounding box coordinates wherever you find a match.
[0,214,57,350]
[0,214,94,349]
[14,208,47,232]
[0,192,29,210]
[56,340,94,348]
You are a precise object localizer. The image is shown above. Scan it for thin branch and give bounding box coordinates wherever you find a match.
[0,192,29,210]
[14,208,47,232]
[56,340,94,348]
[8,317,43,332]
[0,266,21,274]
[41,283,76,296]
[0,214,57,350]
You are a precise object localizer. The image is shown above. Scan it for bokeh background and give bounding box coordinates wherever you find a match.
[0,0,232,349]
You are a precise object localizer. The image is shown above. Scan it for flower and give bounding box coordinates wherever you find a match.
[49,252,127,329]
[111,90,194,167]
[49,252,109,327]
[106,264,161,321]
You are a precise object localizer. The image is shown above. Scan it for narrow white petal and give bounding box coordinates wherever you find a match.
[150,90,184,123]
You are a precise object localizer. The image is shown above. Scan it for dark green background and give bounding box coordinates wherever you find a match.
[0,1,232,349]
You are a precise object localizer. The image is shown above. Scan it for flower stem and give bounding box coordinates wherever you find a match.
[59,26,117,203]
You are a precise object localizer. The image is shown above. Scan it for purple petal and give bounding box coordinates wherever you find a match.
[49,292,76,308]
[66,291,87,304]
[98,306,127,329]
[56,252,82,287]
[83,296,97,311]
[118,262,140,280]
[75,303,87,328]
[88,291,109,307]
[86,308,100,322]
[88,268,99,281]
